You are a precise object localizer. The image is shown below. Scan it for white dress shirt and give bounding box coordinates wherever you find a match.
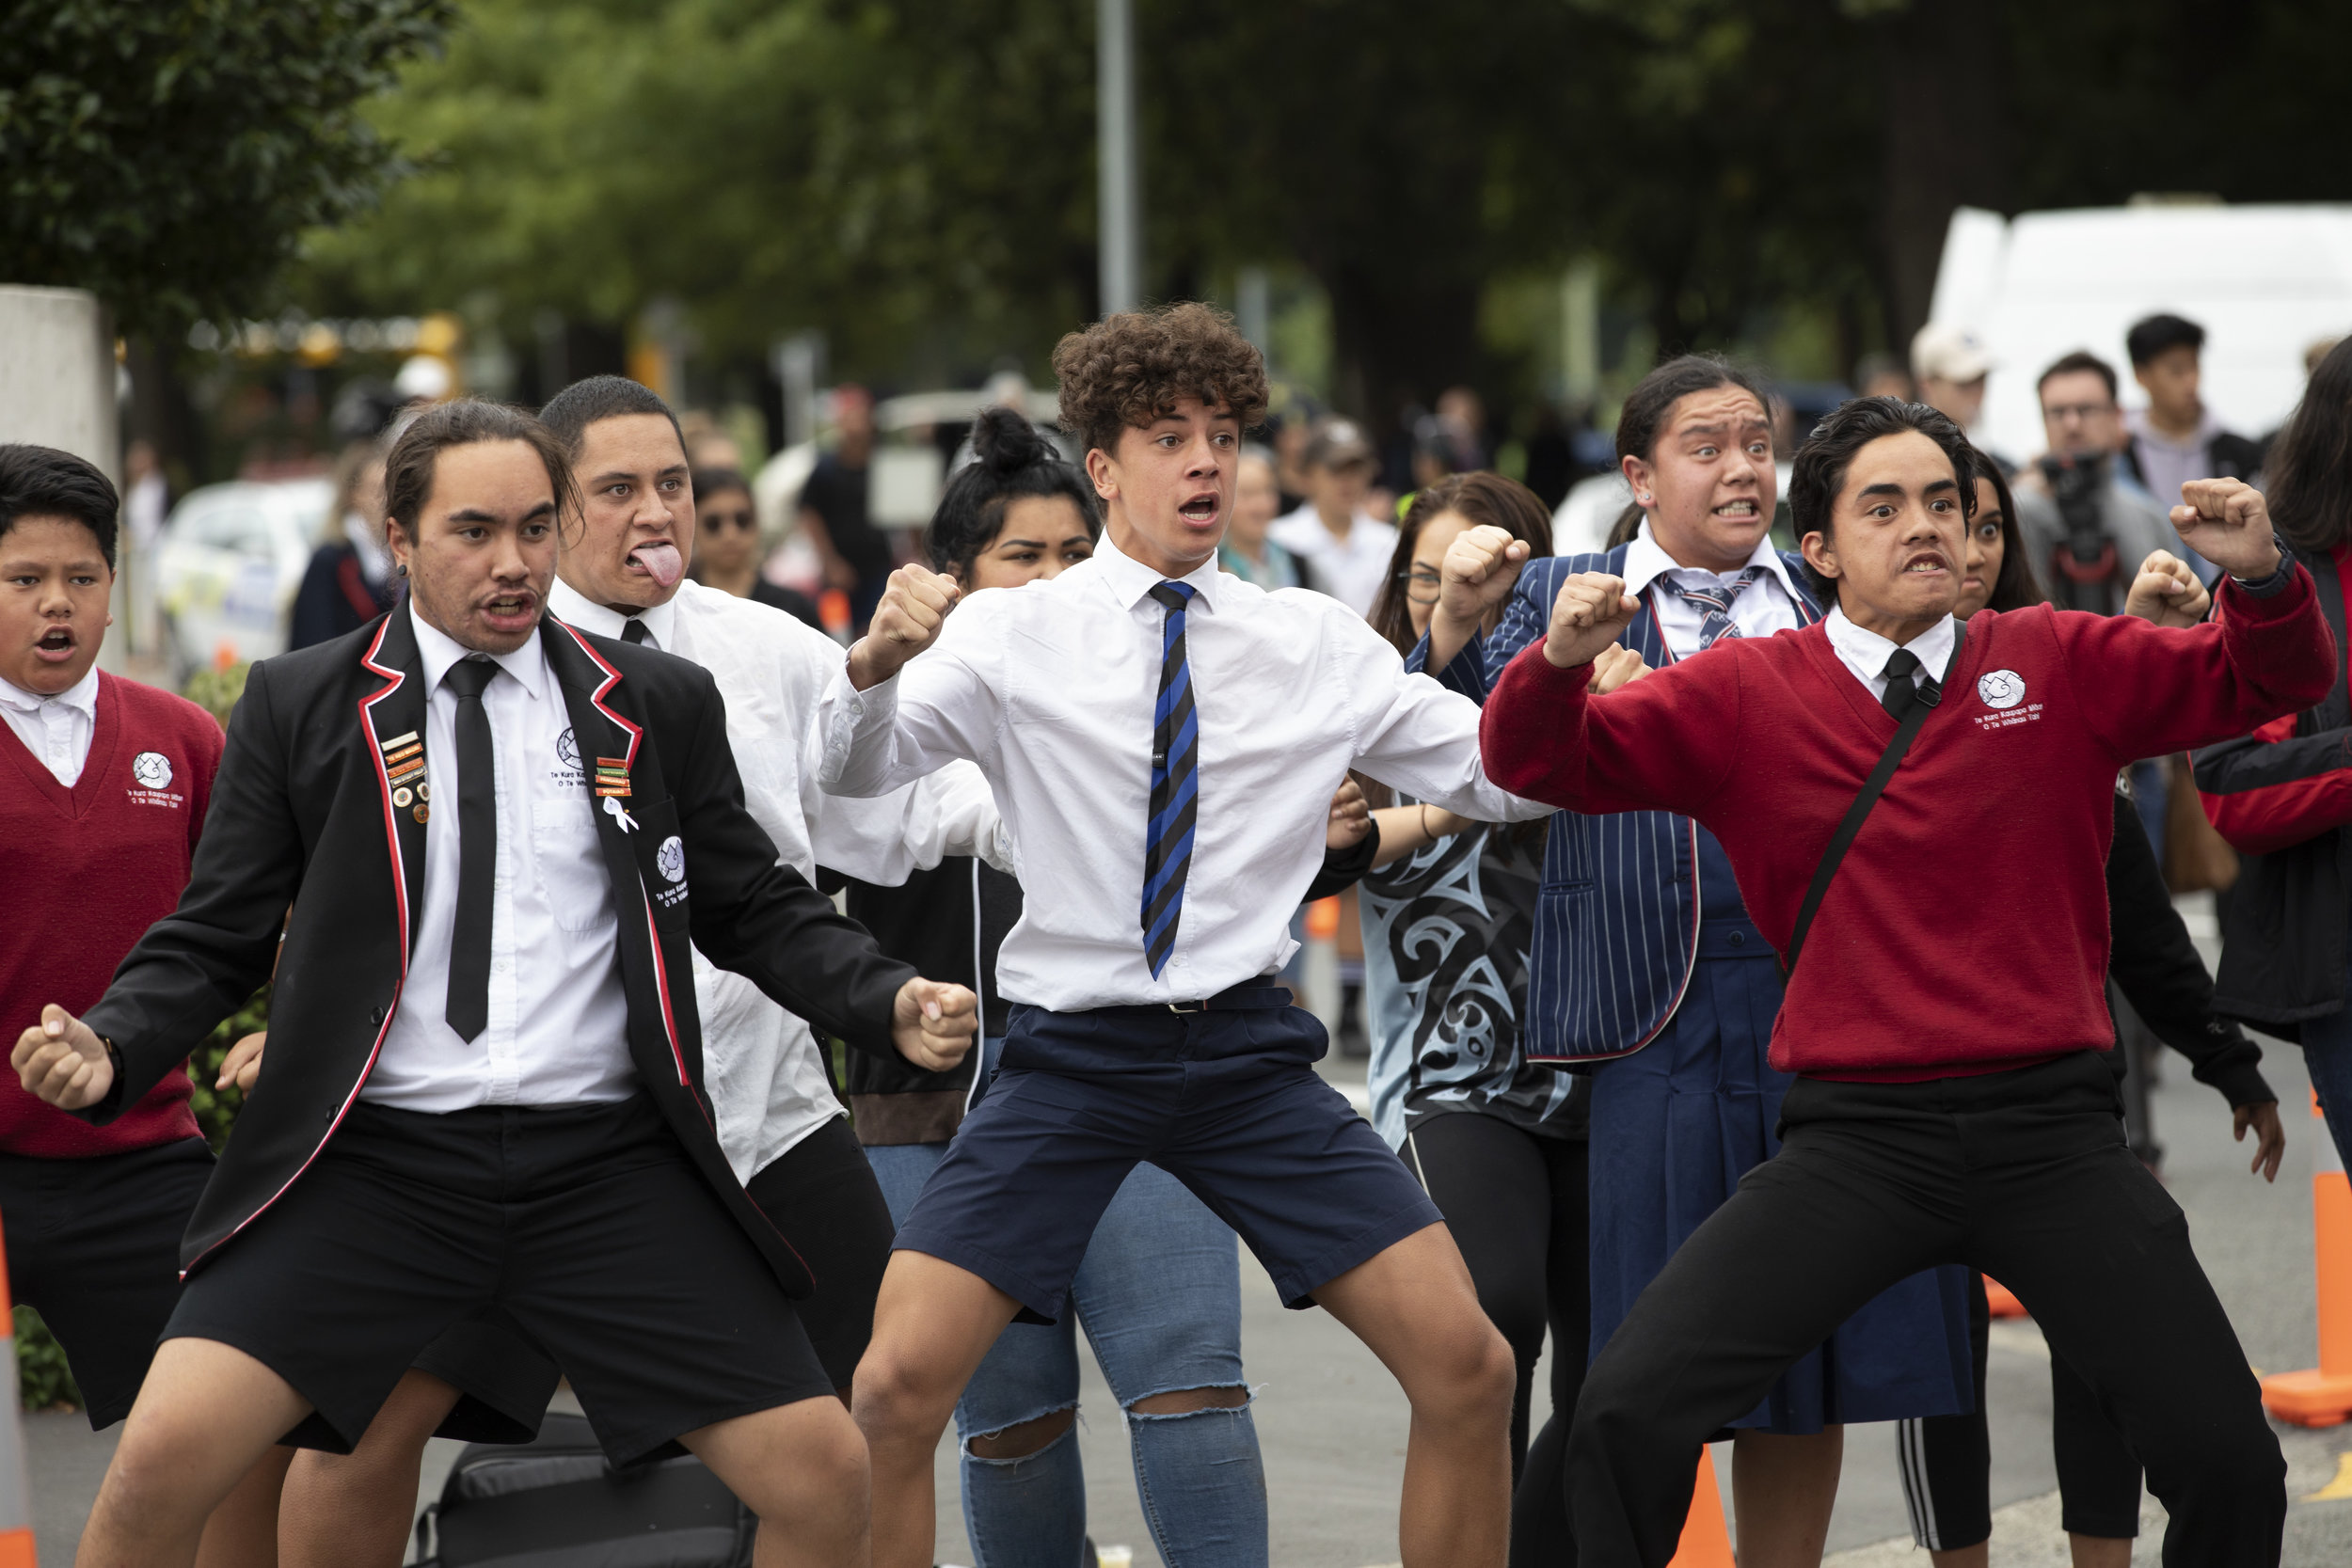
[1269,503,1401,618]
[1822,605,1960,703]
[552,578,1007,1180]
[0,668,98,787]
[816,532,1548,1012]
[366,605,634,1111]
[1621,519,1805,659]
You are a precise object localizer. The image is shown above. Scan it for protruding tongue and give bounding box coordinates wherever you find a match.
[628,541,684,588]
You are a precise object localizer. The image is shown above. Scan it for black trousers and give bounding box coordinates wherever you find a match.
[1567,1052,2281,1568]
[1897,1271,2147,1549]
[1404,1113,1589,1568]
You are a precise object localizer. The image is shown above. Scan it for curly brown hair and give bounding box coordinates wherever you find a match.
[1050,302,1270,460]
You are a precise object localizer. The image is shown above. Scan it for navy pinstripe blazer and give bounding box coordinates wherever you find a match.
[1407,544,1821,1063]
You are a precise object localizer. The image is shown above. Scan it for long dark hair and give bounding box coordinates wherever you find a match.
[383,400,580,548]
[1603,355,1772,546]
[1970,448,2045,613]
[2265,336,2352,554]
[926,406,1102,575]
[1371,471,1554,655]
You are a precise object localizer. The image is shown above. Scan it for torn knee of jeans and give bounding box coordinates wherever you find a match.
[962,1402,1077,1462]
[1123,1383,1255,1420]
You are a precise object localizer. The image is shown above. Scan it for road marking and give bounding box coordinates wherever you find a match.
[2309,1451,2352,1501]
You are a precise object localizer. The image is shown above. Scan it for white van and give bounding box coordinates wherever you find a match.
[1928,202,2352,466]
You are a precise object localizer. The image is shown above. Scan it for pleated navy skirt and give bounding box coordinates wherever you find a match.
[1586,938,1975,1433]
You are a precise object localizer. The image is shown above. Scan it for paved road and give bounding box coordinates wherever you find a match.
[27,930,2352,1563]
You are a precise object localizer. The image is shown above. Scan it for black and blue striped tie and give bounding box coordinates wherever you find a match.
[1142,581,1199,977]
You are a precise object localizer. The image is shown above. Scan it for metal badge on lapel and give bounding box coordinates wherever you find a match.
[594,756,630,799]
[379,730,431,820]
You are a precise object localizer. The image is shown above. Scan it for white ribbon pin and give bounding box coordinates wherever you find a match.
[603,794,640,833]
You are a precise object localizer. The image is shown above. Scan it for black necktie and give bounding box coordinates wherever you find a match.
[622,618,648,644]
[1880,647,1937,721]
[442,657,500,1041]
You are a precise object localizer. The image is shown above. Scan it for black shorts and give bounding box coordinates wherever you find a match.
[167,1095,833,1465]
[401,1114,895,1444]
[0,1136,213,1428]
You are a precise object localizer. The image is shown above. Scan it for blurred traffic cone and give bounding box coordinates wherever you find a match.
[818,589,851,641]
[1984,1277,2027,1318]
[1666,1446,1733,1568]
[0,1218,38,1565]
[2262,1088,2352,1427]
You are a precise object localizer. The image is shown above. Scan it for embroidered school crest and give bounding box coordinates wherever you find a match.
[556,727,580,768]
[131,751,172,789]
[656,834,686,884]
[1976,670,2026,710]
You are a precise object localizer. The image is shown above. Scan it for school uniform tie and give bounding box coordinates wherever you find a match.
[1879,647,1939,721]
[1661,565,1769,649]
[442,657,500,1042]
[1142,582,1199,978]
[622,619,649,645]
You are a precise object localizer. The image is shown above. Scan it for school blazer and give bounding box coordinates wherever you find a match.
[1407,545,1822,1063]
[81,609,914,1295]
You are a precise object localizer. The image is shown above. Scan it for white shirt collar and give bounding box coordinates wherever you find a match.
[408,600,549,701]
[546,577,680,651]
[1091,530,1225,613]
[1822,604,1960,686]
[0,664,98,719]
[1621,518,1800,602]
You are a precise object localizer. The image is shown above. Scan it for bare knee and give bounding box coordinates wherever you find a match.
[1407,1317,1515,1428]
[851,1342,961,1444]
[690,1396,868,1523]
[968,1405,1076,1460]
[1128,1384,1248,1418]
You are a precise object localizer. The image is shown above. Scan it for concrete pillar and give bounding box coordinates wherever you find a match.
[0,284,124,671]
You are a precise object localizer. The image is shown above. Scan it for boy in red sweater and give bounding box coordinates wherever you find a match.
[0,445,283,1558]
[1473,398,2331,1566]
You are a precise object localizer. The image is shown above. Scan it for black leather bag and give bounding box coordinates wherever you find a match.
[415,1413,755,1568]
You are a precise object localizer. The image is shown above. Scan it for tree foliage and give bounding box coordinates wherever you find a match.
[0,0,456,335]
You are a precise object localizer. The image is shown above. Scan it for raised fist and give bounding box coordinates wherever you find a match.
[1543,574,1640,672]
[1438,524,1530,628]
[2123,548,2212,629]
[849,563,961,690]
[2170,478,2281,583]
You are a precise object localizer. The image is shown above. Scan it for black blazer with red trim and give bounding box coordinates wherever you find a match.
[80,608,914,1295]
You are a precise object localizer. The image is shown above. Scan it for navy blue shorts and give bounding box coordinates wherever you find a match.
[894,999,1442,1320]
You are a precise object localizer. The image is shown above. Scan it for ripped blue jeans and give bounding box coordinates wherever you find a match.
[866,1044,1267,1568]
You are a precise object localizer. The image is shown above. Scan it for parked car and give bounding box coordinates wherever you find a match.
[154,478,331,679]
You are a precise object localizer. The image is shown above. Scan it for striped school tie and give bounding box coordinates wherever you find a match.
[1142,581,1199,977]
[1661,565,1769,649]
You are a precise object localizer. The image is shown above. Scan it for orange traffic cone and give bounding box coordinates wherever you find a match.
[1666,1446,1734,1568]
[1984,1277,2027,1318]
[0,1217,37,1564]
[2262,1089,2352,1426]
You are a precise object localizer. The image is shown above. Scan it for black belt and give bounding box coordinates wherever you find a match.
[1088,974,1290,1017]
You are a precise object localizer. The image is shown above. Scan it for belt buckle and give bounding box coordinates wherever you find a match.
[1167,998,1208,1014]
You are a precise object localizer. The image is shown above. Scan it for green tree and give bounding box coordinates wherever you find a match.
[0,0,457,335]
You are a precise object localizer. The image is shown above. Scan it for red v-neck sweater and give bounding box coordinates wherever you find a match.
[1482,569,2336,1080]
[0,673,221,1155]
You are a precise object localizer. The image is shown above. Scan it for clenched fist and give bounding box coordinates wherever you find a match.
[12,1005,114,1111]
[1439,525,1530,626]
[1326,779,1373,850]
[2170,478,2282,583]
[1588,643,1649,695]
[848,563,961,691]
[893,976,979,1072]
[2123,548,2212,629]
[1543,574,1641,672]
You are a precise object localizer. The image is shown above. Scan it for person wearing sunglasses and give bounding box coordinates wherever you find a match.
[691,466,823,631]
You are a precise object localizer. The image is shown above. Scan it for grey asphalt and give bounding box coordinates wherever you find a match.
[26,899,2352,1563]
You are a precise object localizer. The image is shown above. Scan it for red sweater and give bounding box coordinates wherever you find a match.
[0,673,221,1155]
[1482,570,2335,1080]
[2198,544,2352,854]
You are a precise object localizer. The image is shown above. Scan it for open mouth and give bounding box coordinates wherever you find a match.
[1178,493,1221,527]
[1903,552,1950,576]
[480,591,537,626]
[34,626,75,661]
[1712,499,1760,519]
[624,539,683,588]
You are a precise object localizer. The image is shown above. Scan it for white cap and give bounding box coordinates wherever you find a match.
[1911,323,1994,384]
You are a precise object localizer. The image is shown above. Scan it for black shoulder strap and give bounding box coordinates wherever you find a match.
[1783,619,1965,979]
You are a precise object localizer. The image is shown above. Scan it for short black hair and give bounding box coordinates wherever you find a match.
[0,444,119,569]
[2036,350,2119,404]
[927,406,1101,576]
[1788,396,1976,546]
[2126,313,2206,368]
[692,467,751,502]
[538,375,684,460]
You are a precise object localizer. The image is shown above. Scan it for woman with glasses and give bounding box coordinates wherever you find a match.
[1359,470,1598,1561]
[690,466,824,630]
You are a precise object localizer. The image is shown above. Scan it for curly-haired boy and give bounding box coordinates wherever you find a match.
[817,302,1545,1568]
